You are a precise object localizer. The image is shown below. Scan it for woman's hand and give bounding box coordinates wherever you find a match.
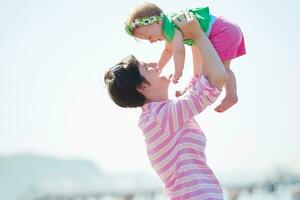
[173,12,203,40]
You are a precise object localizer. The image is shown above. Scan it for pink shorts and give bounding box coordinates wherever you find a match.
[209,17,246,61]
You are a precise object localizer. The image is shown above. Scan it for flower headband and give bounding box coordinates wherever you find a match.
[125,13,164,36]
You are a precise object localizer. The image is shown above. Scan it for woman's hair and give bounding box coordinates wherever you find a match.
[126,2,163,25]
[104,55,149,108]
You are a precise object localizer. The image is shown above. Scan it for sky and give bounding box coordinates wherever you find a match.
[0,0,299,175]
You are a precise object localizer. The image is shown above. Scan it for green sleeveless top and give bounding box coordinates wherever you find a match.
[162,7,211,46]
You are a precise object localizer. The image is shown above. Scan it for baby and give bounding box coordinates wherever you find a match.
[125,2,246,112]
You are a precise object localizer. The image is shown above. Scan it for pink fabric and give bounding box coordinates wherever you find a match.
[139,76,224,200]
[209,17,246,61]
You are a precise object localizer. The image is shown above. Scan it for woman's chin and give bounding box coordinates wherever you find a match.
[160,75,171,83]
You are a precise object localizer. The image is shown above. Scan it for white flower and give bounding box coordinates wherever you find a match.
[142,18,150,25]
[132,20,139,28]
[150,16,155,22]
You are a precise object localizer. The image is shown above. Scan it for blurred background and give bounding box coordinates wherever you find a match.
[0,0,299,199]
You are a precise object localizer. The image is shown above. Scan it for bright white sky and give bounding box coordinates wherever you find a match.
[1,0,299,175]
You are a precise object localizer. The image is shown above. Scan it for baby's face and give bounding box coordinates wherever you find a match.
[134,22,165,43]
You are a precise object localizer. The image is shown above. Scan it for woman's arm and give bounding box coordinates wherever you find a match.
[191,45,203,76]
[174,12,228,90]
[158,42,173,70]
[156,75,221,133]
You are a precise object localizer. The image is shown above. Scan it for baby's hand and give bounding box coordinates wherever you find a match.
[156,64,163,72]
[172,72,182,84]
[175,87,188,97]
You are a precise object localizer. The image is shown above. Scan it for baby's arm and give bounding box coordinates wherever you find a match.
[171,30,185,83]
[175,45,202,97]
[157,42,173,71]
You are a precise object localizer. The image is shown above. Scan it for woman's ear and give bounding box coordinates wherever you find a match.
[137,82,149,94]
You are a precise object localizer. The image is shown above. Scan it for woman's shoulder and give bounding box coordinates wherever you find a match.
[138,101,170,128]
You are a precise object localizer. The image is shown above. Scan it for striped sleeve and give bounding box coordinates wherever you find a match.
[157,75,221,132]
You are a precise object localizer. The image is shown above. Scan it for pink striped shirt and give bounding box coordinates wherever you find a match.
[138,76,224,200]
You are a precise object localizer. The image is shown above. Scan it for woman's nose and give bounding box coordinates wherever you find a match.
[155,66,161,73]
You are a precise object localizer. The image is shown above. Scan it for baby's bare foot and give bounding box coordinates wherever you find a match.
[215,95,238,113]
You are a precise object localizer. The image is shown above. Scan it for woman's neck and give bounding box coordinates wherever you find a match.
[146,92,169,104]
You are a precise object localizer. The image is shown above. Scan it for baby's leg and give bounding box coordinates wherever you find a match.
[215,60,238,112]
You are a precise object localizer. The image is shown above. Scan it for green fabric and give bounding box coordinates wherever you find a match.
[162,7,211,46]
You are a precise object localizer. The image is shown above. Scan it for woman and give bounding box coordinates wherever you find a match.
[104,12,228,200]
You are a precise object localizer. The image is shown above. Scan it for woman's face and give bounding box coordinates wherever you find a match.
[138,61,170,100]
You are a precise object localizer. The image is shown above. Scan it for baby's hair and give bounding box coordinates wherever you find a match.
[126,2,163,25]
